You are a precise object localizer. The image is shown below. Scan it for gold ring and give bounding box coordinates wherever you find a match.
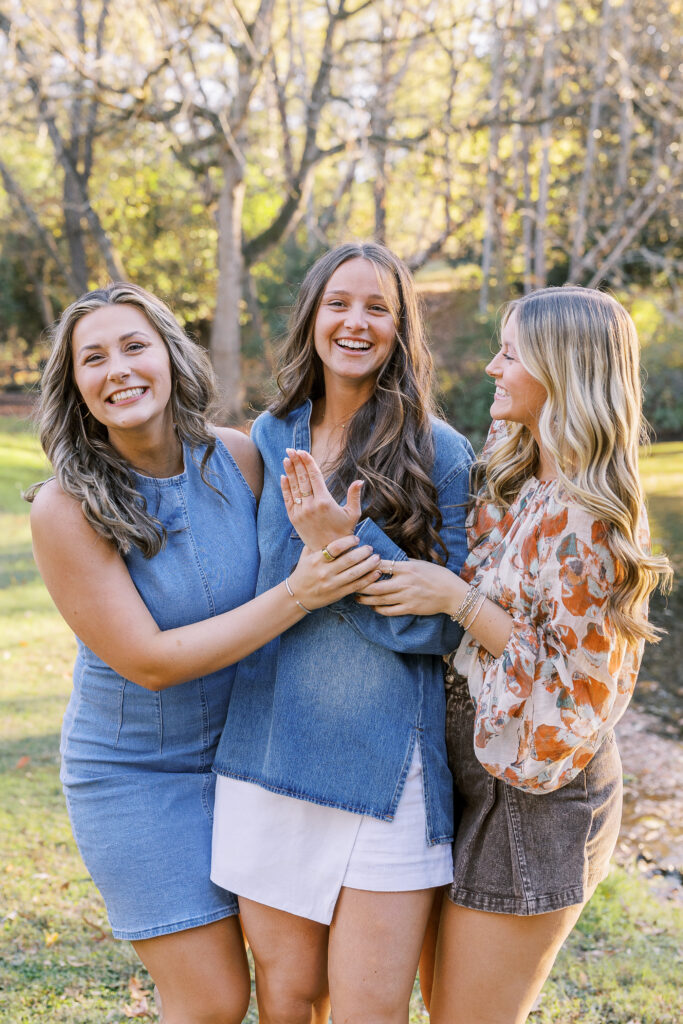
[322,547,335,562]
[300,491,312,497]
[384,559,396,578]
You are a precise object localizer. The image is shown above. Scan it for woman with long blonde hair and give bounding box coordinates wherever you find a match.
[349,285,672,1023]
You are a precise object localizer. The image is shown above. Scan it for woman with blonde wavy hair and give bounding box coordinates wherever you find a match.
[356,285,672,1023]
[27,281,382,1024]
[209,242,473,1023]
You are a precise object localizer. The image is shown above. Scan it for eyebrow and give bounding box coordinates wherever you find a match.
[76,331,152,354]
[324,289,389,301]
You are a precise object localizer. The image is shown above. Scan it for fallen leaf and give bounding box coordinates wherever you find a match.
[15,756,30,769]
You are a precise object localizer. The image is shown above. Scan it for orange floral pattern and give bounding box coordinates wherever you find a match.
[452,421,647,792]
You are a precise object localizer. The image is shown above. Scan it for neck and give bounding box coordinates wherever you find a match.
[108,419,184,478]
[532,432,557,481]
[313,378,374,430]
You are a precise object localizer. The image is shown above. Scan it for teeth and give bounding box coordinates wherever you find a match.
[336,339,371,350]
[494,387,509,398]
[109,387,145,404]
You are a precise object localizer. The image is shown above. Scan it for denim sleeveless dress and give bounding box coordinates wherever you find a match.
[60,439,259,941]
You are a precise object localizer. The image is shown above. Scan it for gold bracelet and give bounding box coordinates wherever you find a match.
[284,576,312,614]
[449,585,479,625]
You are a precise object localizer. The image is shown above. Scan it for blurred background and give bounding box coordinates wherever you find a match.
[0,1,681,1021]
[0,0,680,436]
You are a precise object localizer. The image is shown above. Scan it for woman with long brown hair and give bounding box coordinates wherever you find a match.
[210,243,474,1023]
[27,282,381,1024]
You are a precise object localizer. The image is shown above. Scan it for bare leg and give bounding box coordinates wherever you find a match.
[430,897,588,1024]
[328,886,435,1024]
[133,916,250,1024]
[417,886,445,1013]
[238,897,330,1024]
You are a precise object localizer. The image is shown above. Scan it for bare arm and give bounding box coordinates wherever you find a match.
[213,426,264,500]
[30,481,380,691]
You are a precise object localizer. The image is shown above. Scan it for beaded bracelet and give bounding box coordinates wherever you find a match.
[462,591,487,631]
[284,576,312,614]
[449,584,480,626]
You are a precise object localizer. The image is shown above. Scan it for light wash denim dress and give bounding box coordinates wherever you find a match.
[213,403,474,845]
[60,439,258,941]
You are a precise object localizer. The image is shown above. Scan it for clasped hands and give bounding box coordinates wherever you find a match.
[281,449,454,616]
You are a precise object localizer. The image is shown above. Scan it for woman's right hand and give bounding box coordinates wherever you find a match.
[288,536,381,611]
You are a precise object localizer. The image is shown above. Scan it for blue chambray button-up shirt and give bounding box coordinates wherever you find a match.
[214,402,474,844]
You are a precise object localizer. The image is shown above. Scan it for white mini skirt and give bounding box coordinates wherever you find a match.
[211,746,453,925]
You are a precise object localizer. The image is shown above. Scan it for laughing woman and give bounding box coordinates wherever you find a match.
[357,286,673,1024]
[210,243,473,1024]
[26,283,381,1024]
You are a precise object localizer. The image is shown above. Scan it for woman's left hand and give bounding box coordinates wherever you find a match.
[355,558,463,617]
[281,448,364,550]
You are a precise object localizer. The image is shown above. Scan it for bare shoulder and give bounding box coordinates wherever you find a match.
[211,426,264,500]
[30,477,81,530]
[30,477,107,559]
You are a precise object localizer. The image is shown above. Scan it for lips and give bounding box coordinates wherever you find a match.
[106,386,148,404]
[334,338,371,351]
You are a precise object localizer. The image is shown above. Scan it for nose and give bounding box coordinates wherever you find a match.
[344,303,368,330]
[486,352,502,377]
[107,355,131,382]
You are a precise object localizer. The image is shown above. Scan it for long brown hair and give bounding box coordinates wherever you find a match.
[25,282,220,558]
[271,242,447,562]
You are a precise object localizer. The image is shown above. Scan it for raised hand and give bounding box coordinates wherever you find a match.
[281,448,364,550]
[288,535,381,611]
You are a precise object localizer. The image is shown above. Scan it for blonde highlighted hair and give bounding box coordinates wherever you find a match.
[479,286,672,644]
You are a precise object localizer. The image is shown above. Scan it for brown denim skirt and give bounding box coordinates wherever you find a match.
[445,672,623,915]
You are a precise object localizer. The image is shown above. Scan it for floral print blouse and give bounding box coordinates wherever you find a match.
[452,421,647,793]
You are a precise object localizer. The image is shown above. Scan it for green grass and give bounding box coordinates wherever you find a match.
[1,417,681,1023]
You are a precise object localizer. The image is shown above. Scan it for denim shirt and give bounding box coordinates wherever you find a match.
[213,402,474,844]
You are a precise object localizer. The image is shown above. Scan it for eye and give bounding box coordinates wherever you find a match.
[369,304,390,313]
[503,352,514,362]
[83,352,104,364]
[125,341,146,352]
[327,299,346,308]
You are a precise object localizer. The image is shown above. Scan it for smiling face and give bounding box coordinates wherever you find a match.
[312,257,398,394]
[72,304,174,439]
[486,311,548,435]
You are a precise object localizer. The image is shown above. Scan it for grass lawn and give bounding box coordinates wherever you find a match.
[1,417,681,1023]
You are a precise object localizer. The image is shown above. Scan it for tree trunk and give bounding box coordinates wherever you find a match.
[479,14,505,314]
[63,172,89,293]
[535,0,557,288]
[211,152,246,424]
[616,0,633,194]
[568,0,611,281]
